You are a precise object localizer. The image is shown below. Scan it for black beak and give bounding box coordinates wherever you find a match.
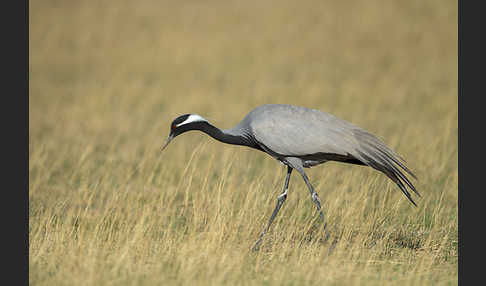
[161,134,174,151]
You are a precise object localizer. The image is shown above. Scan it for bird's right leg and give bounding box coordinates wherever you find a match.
[299,170,331,241]
[252,166,293,251]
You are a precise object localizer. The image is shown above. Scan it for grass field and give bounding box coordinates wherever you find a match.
[29,0,457,285]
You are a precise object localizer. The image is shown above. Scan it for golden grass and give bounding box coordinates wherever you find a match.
[30,0,457,285]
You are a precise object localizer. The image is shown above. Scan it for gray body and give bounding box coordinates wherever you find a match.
[163,104,419,250]
[231,104,401,166]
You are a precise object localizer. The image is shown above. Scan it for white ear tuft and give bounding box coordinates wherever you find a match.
[176,114,208,127]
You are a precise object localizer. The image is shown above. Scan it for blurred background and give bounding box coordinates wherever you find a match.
[30,0,456,140]
[29,0,457,284]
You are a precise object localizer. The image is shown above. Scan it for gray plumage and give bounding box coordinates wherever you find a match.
[162,104,419,250]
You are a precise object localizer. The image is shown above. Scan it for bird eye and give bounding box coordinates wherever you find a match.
[172,124,177,130]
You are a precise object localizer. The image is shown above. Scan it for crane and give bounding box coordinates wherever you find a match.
[161,104,419,250]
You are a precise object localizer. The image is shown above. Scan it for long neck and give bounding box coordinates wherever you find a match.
[197,122,255,148]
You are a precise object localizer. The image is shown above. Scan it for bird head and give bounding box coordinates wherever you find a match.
[161,114,209,151]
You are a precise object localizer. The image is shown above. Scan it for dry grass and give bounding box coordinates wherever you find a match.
[30,0,457,285]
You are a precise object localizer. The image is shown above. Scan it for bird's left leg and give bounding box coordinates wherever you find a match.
[252,166,293,251]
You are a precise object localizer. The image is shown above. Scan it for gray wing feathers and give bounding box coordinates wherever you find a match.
[249,105,359,156]
[247,104,419,205]
[351,129,420,206]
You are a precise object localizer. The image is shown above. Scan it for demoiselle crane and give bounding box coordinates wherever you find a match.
[161,104,419,250]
